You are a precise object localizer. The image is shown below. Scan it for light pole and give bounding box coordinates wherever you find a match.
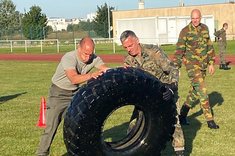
[179,0,184,6]
[107,2,111,39]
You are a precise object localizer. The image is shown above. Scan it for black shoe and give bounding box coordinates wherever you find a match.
[224,65,231,70]
[219,64,223,69]
[219,64,231,70]
[175,150,185,156]
[179,115,190,125]
[207,120,219,129]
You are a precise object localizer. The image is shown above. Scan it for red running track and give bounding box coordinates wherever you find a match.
[0,53,234,64]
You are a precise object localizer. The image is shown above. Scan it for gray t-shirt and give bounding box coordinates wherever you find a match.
[52,50,104,90]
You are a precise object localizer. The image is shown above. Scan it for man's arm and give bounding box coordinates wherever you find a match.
[206,27,216,67]
[96,64,110,72]
[172,29,187,69]
[214,29,221,38]
[65,69,104,85]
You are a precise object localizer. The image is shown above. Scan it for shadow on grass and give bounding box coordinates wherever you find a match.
[182,91,224,155]
[0,92,27,104]
[103,122,130,142]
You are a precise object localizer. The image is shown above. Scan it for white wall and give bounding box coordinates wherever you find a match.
[116,15,215,45]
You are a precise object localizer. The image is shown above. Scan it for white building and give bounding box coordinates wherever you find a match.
[47,12,97,31]
[47,17,80,31]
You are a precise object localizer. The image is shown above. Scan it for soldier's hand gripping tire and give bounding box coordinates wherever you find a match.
[63,67,177,156]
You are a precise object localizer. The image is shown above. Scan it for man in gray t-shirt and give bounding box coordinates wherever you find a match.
[36,37,109,156]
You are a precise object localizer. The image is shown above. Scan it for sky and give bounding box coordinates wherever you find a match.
[11,0,229,19]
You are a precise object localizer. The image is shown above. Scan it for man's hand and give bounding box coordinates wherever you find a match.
[90,70,105,79]
[162,83,177,101]
[163,86,174,101]
[208,64,215,75]
[123,63,131,69]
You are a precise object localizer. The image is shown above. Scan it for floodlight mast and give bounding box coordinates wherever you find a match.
[179,0,184,6]
[138,0,145,9]
[108,2,110,39]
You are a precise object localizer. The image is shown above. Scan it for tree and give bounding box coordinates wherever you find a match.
[21,5,48,39]
[67,24,79,32]
[93,3,114,38]
[79,21,95,32]
[0,0,21,39]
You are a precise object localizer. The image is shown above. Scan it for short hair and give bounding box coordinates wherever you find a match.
[120,30,137,42]
[79,37,94,47]
[223,23,228,27]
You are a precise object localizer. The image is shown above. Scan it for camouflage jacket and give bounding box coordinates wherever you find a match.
[214,28,227,45]
[173,22,215,70]
[124,44,179,84]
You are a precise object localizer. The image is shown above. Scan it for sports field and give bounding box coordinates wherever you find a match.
[0,58,234,155]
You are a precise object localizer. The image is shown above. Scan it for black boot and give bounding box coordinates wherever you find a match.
[207,120,219,129]
[179,104,190,125]
[175,150,185,156]
[224,64,231,70]
[219,64,231,70]
[219,64,223,69]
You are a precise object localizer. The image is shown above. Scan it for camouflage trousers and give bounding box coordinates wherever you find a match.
[172,96,185,151]
[218,41,227,64]
[185,68,214,121]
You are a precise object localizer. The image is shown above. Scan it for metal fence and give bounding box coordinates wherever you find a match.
[0,38,118,54]
[0,39,59,53]
[1,37,235,54]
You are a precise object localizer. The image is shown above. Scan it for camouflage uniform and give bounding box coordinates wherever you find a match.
[125,44,185,152]
[173,22,216,121]
[214,28,227,64]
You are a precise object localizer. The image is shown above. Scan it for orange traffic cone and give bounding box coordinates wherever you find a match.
[36,97,46,128]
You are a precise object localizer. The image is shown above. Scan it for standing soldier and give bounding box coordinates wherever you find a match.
[214,23,231,70]
[173,9,219,129]
[120,30,185,156]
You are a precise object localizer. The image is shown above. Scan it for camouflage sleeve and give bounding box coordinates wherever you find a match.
[172,29,187,69]
[158,49,179,83]
[207,28,216,65]
[214,29,221,37]
[124,55,133,66]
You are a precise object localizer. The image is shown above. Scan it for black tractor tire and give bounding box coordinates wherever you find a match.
[63,67,176,156]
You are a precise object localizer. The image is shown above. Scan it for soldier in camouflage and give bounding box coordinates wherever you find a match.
[172,9,219,129]
[120,30,185,156]
[214,23,231,70]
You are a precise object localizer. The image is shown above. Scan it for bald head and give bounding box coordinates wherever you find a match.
[191,9,201,27]
[78,37,95,63]
[80,37,95,49]
[191,9,201,18]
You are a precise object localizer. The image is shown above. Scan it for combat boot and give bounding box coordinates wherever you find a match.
[219,64,223,69]
[207,120,219,129]
[179,104,190,125]
[219,64,231,70]
[175,150,185,156]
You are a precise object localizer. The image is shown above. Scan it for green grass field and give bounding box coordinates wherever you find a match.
[0,61,234,156]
